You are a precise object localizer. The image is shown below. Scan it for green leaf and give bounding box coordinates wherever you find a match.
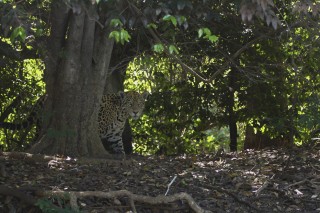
[120,30,124,45]
[10,26,26,42]
[198,27,218,43]
[171,16,177,27]
[109,29,131,45]
[124,30,131,42]
[110,19,123,27]
[147,23,157,29]
[120,29,131,44]
[198,27,212,38]
[198,28,204,38]
[162,14,172,21]
[169,45,179,54]
[203,28,211,36]
[109,31,120,43]
[162,15,177,27]
[153,43,164,53]
[208,35,218,43]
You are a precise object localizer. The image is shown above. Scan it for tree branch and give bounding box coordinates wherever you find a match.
[126,1,268,83]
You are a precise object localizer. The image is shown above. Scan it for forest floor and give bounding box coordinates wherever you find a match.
[0,146,319,213]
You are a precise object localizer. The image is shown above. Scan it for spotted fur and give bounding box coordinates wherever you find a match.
[98,91,148,154]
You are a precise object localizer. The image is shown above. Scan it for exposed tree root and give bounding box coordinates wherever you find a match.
[36,189,212,213]
[0,184,211,213]
[0,151,132,166]
[0,151,65,162]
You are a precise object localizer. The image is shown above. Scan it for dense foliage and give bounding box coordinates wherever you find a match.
[0,0,319,154]
[125,0,320,153]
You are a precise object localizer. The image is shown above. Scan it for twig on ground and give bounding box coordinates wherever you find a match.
[255,180,269,197]
[255,174,275,197]
[286,178,309,189]
[165,175,177,196]
[310,164,320,172]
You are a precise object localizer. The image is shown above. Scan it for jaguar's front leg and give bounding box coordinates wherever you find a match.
[107,130,125,155]
[110,139,125,154]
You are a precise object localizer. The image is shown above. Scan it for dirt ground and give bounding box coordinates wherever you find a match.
[0,147,319,213]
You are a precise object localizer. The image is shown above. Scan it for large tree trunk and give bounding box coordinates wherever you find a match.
[29,1,114,157]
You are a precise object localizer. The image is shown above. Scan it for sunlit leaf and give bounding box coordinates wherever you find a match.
[153,43,164,53]
[198,28,204,38]
[120,29,131,44]
[169,45,179,54]
[162,15,177,27]
[163,14,172,21]
[110,19,123,27]
[147,23,157,29]
[109,31,120,43]
[208,35,218,43]
[198,27,212,38]
[10,26,26,42]
[203,28,211,36]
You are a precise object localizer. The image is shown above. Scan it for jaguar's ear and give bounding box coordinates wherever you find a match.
[142,91,149,100]
[118,91,125,100]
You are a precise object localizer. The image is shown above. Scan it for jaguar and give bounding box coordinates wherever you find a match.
[98,91,148,154]
[0,91,148,154]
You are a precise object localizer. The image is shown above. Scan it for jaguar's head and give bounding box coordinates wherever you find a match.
[119,91,148,120]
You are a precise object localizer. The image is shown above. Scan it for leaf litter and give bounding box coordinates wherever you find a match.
[0,147,319,212]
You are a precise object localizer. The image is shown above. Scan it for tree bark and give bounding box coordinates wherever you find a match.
[29,1,114,157]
